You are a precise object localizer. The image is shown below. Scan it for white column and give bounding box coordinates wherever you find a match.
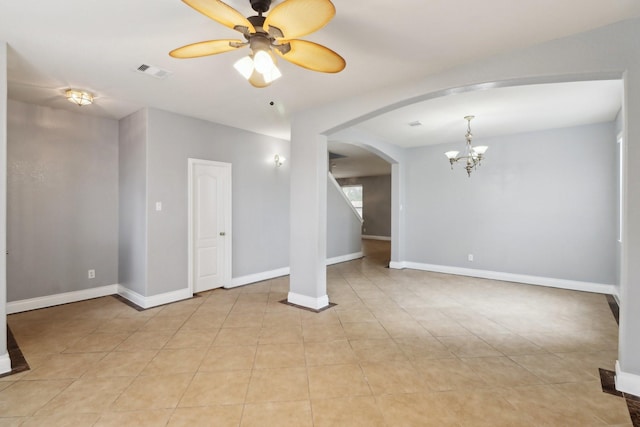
[287,120,329,310]
[616,70,640,396]
[0,42,12,374]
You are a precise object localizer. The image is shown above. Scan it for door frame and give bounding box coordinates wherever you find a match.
[187,158,232,295]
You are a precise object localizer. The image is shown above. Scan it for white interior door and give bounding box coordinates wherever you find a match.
[189,159,231,293]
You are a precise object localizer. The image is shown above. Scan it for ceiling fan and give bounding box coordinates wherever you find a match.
[170,0,346,88]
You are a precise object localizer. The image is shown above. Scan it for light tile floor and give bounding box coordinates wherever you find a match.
[0,240,632,426]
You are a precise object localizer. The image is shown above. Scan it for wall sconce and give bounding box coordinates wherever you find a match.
[274,154,285,167]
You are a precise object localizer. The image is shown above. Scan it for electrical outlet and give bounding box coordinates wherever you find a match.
[468,254,474,262]
[88,269,95,279]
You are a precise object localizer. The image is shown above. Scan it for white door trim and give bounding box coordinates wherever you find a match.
[188,158,232,295]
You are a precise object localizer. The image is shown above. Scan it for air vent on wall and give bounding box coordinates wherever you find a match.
[134,63,172,79]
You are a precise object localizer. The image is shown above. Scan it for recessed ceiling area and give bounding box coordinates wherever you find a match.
[328,79,622,178]
[354,79,623,148]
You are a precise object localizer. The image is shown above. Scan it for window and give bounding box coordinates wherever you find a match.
[342,185,363,218]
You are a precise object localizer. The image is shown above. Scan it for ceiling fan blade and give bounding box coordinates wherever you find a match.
[169,39,246,58]
[275,39,345,73]
[182,0,255,33]
[264,0,335,39]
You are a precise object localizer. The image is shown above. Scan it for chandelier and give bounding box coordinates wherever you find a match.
[444,115,488,177]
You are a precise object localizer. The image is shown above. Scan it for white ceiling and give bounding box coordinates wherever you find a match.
[0,0,635,173]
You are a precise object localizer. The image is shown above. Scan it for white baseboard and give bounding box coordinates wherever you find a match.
[389,261,616,295]
[7,284,119,314]
[227,267,291,289]
[0,353,11,375]
[117,285,192,310]
[288,292,329,310]
[362,235,391,241]
[327,251,363,266]
[616,361,640,396]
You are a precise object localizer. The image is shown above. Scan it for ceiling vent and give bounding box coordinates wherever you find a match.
[408,120,422,127]
[135,64,172,79]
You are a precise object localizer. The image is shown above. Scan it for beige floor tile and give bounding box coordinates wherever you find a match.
[376,392,460,426]
[241,400,313,427]
[140,315,188,332]
[553,381,632,425]
[245,367,309,403]
[412,358,487,391]
[419,318,473,336]
[180,311,228,329]
[460,356,544,387]
[261,311,301,328]
[163,327,218,349]
[302,324,346,342]
[82,350,157,378]
[36,376,133,415]
[179,370,251,406]
[480,333,548,356]
[222,311,264,328]
[213,327,261,346]
[115,331,173,351]
[199,345,257,372]
[111,373,193,411]
[140,347,207,376]
[259,325,303,345]
[395,336,455,360]
[350,338,408,363]
[502,384,609,426]
[342,322,390,340]
[21,352,105,380]
[312,396,386,427]
[508,353,599,383]
[361,360,428,395]
[0,418,24,427]
[168,405,243,427]
[254,343,305,369]
[0,379,73,417]
[307,364,371,399]
[19,413,100,427]
[336,309,378,323]
[63,332,131,353]
[96,317,148,333]
[304,339,358,366]
[437,335,503,358]
[94,409,173,427]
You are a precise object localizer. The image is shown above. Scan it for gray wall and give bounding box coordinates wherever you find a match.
[404,122,617,284]
[118,109,148,296]
[144,108,290,295]
[338,174,391,238]
[327,175,362,258]
[7,100,119,301]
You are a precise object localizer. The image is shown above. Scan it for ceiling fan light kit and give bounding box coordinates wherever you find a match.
[170,0,345,87]
[445,116,489,177]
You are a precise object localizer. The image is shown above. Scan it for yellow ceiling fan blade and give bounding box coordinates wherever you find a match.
[170,39,246,58]
[276,39,345,73]
[182,0,255,33]
[264,0,335,39]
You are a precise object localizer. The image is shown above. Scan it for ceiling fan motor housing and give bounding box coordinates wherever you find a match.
[250,0,272,13]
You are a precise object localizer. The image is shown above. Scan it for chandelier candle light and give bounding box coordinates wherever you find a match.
[444,115,488,177]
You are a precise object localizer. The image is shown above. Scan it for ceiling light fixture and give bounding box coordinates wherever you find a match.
[169,0,345,88]
[444,115,488,177]
[65,89,94,106]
